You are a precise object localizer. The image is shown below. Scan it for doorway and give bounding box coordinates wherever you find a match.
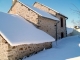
[61,32,64,38]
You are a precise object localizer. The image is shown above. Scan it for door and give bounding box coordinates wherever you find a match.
[61,32,64,38]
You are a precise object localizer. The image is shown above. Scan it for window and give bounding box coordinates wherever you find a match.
[61,32,64,38]
[60,17,63,27]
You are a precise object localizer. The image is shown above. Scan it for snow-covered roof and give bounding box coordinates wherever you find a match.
[67,27,73,35]
[33,2,68,18]
[0,12,55,46]
[18,1,59,21]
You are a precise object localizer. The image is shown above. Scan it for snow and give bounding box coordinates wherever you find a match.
[67,27,73,35]
[66,56,80,60]
[33,2,67,18]
[18,1,59,21]
[23,35,80,60]
[0,11,55,46]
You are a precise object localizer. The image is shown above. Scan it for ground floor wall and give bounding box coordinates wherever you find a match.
[8,42,52,60]
[0,34,52,60]
[0,35,10,60]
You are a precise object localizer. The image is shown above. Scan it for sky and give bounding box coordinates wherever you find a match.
[0,0,80,27]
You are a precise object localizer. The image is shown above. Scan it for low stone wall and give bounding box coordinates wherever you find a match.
[8,42,52,60]
[0,34,52,60]
[0,35,10,60]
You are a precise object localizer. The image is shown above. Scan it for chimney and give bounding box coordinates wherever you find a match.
[12,0,17,5]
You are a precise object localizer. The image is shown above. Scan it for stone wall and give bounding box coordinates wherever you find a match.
[0,35,52,60]
[0,35,10,60]
[38,16,57,38]
[33,2,67,39]
[33,2,57,16]
[9,1,39,26]
[9,1,57,39]
[8,42,52,60]
[56,14,67,39]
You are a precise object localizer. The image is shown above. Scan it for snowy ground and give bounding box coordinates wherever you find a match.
[23,35,80,60]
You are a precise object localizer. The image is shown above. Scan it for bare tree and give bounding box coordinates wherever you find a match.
[71,4,80,27]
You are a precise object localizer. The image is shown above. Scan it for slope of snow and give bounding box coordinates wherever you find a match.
[23,35,80,60]
[67,27,73,35]
[0,12,55,46]
[18,1,59,21]
[66,56,80,60]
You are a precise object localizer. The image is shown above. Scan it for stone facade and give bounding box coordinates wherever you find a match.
[38,16,57,38]
[0,35,9,60]
[33,2,68,39]
[33,2,57,16]
[0,34,52,60]
[9,1,39,26]
[8,1,57,39]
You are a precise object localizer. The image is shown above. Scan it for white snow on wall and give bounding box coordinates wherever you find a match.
[18,1,59,21]
[0,12,55,46]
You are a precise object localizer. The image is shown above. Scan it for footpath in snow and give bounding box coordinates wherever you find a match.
[23,35,80,60]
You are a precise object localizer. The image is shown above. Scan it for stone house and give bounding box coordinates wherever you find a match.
[0,11,54,60]
[33,2,68,39]
[8,0,60,40]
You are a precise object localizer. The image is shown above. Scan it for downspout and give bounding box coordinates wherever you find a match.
[55,21,59,41]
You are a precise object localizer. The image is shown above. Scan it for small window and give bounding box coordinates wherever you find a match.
[60,17,63,27]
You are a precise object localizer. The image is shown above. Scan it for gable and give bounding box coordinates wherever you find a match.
[19,1,59,21]
[9,1,59,21]
[33,2,68,19]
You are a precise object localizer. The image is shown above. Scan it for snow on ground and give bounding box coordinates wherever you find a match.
[67,27,73,35]
[0,11,55,46]
[66,56,80,60]
[23,35,80,60]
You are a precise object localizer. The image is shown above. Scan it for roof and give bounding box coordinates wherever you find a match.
[0,12,55,46]
[33,2,68,19]
[18,1,59,21]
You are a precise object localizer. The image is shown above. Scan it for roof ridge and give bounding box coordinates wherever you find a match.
[18,1,42,16]
[33,2,68,18]
[33,2,59,13]
[18,1,59,21]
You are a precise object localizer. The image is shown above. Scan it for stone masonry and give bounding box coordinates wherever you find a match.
[8,1,57,39]
[33,2,68,39]
[0,34,52,60]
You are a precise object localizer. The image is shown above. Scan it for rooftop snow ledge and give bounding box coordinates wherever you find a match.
[0,12,55,46]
